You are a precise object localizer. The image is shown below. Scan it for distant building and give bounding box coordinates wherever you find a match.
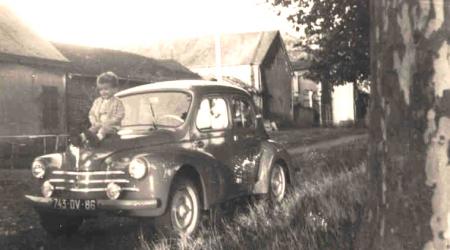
[0,6,69,168]
[53,43,201,132]
[292,58,368,127]
[132,31,294,124]
[291,60,320,127]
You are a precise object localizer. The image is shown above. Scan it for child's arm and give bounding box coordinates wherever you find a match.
[88,99,100,127]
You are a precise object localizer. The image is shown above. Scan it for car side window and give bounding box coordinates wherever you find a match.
[232,97,256,129]
[196,97,229,131]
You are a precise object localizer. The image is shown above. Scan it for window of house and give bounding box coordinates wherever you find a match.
[41,86,59,130]
[196,97,229,131]
[231,97,255,129]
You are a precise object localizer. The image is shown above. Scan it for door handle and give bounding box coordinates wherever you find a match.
[193,140,205,148]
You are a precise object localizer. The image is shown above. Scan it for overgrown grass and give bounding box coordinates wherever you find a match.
[142,140,368,250]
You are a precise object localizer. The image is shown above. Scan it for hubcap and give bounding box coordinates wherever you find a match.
[170,186,198,234]
[270,165,286,202]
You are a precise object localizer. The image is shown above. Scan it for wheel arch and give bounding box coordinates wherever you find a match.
[171,164,208,210]
[253,141,294,194]
[274,158,291,186]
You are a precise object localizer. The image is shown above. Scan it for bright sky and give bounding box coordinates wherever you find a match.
[1,0,295,49]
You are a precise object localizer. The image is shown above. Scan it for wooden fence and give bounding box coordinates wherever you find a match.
[0,134,67,169]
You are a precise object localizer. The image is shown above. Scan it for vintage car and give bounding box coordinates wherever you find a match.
[25,80,294,236]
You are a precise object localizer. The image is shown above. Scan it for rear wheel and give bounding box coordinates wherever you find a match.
[39,212,83,237]
[268,163,288,204]
[154,178,201,237]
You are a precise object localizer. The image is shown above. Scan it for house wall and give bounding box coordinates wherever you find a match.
[190,65,254,86]
[260,39,293,124]
[0,61,66,168]
[292,72,300,105]
[0,61,66,135]
[332,82,355,126]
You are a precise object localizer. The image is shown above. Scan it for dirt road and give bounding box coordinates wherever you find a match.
[288,134,368,155]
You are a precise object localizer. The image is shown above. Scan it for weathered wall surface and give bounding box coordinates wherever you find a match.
[0,62,66,135]
[0,61,66,168]
[261,39,293,123]
[356,0,450,249]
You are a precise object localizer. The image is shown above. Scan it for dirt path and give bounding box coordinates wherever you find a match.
[287,134,368,155]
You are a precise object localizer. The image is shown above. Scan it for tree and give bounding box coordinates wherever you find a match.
[267,0,369,125]
[355,0,450,249]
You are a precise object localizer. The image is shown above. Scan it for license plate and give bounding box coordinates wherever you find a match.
[52,198,96,211]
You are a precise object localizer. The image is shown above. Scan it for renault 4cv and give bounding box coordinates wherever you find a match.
[25,80,294,236]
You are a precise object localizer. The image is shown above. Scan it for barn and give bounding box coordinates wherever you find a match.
[0,6,69,168]
[132,31,294,124]
[53,43,201,132]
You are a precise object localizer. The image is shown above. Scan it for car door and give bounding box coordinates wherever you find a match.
[190,95,243,199]
[229,95,262,194]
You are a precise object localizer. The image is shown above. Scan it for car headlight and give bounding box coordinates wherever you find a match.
[32,161,46,179]
[41,181,54,198]
[128,158,147,179]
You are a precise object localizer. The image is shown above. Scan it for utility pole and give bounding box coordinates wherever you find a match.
[215,33,223,81]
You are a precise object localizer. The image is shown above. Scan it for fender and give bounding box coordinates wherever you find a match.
[138,146,222,214]
[252,140,294,194]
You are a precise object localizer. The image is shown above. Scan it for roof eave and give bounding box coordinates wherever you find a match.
[261,32,294,75]
[0,52,70,69]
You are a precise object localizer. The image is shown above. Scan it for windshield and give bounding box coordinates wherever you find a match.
[120,91,192,127]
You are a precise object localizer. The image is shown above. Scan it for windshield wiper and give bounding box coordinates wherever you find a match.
[149,102,158,130]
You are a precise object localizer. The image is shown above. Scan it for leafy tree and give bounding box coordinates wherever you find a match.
[268,0,369,125]
[268,0,369,85]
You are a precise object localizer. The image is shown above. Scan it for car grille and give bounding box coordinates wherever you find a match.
[48,170,139,196]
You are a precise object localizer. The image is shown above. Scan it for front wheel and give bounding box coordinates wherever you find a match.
[154,178,201,237]
[39,212,83,237]
[268,163,288,204]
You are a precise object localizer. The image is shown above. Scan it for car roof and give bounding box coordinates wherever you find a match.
[115,80,250,97]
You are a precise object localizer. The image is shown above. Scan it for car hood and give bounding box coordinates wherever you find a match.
[63,129,179,171]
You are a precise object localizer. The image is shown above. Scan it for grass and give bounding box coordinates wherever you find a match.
[141,139,368,250]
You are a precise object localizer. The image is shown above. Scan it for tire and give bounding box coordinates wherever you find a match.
[267,163,288,205]
[154,178,201,237]
[39,212,83,237]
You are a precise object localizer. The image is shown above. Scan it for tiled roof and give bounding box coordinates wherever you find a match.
[132,31,280,68]
[53,43,200,82]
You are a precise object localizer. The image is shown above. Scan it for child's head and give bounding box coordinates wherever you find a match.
[96,71,119,99]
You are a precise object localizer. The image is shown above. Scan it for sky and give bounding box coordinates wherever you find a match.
[0,0,296,49]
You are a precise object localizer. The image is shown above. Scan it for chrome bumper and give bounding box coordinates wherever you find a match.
[24,195,159,211]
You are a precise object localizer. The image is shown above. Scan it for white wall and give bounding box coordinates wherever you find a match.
[332,82,355,125]
[190,65,254,87]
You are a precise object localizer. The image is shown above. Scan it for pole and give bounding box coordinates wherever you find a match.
[215,33,222,81]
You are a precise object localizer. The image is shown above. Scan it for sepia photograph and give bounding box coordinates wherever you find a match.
[0,0,447,249]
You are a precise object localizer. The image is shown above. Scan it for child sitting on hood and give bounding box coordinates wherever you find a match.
[83,71,125,144]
